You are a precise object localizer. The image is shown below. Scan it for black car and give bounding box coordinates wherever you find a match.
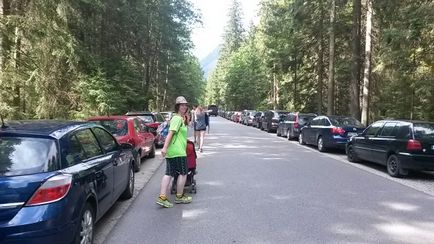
[346,120,434,177]
[299,115,365,152]
[262,110,290,133]
[277,113,316,139]
[0,120,135,243]
[208,105,218,116]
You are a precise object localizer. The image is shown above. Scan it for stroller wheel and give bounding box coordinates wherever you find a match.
[190,187,197,194]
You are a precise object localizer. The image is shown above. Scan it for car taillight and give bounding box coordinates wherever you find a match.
[407,139,422,151]
[294,122,299,128]
[331,127,345,135]
[26,174,72,206]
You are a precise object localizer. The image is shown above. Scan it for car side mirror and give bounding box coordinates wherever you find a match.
[120,143,133,150]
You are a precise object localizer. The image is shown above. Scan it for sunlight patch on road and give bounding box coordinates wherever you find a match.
[375,221,434,244]
[201,181,224,186]
[330,223,361,236]
[263,158,283,160]
[380,202,420,212]
[182,209,207,219]
[270,195,293,200]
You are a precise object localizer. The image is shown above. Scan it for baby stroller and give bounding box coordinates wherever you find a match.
[171,140,197,194]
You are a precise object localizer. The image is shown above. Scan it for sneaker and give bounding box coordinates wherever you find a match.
[156,197,173,208]
[174,194,193,204]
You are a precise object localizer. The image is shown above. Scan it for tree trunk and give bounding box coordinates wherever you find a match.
[316,0,325,114]
[327,0,336,116]
[293,52,298,111]
[361,0,373,126]
[350,0,361,120]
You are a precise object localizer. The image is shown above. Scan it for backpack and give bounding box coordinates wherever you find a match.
[157,121,169,137]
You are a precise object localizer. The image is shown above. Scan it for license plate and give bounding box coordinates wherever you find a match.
[347,132,358,137]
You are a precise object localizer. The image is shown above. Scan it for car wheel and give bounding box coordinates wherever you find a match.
[75,203,94,244]
[387,154,408,178]
[121,165,135,199]
[346,144,359,163]
[299,133,305,145]
[317,136,326,152]
[148,144,156,158]
[133,151,141,172]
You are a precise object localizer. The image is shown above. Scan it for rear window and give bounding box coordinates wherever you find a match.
[298,115,315,125]
[92,120,128,137]
[138,115,155,123]
[0,137,59,176]
[413,123,434,140]
[329,117,362,126]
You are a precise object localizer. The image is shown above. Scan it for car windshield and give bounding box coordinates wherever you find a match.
[93,120,128,136]
[138,115,155,123]
[329,117,362,126]
[413,123,434,140]
[0,137,59,176]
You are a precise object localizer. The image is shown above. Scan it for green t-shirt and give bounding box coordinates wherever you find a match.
[166,114,187,158]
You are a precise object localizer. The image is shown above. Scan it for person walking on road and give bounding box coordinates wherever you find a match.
[194,105,209,153]
[156,96,193,208]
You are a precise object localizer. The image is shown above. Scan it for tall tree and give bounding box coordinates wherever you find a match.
[361,0,373,125]
[327,0,336,115]
[350,0,361,120]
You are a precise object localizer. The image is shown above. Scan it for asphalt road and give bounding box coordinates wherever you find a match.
[98,117,434,244]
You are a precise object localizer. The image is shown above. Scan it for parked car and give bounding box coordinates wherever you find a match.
[299,115,365,152]
[208,105,219,116]
[0,120,135,244]
[125,111,164,134]
[231,112,241,123]
[160,111,173,121]
[346,120,434,177]
[252,111,264,128]
[88,116,156,172]
[241,110,256,126]
[277,113,317,139]
[262,110,290,132]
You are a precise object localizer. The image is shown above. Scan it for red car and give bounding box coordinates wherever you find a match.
[88,116,156,172]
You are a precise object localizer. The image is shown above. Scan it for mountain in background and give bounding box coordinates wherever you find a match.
[200,46,220,79]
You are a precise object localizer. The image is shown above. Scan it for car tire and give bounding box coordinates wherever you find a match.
[75,203,94,244]
[317,136,326,152]
[346,144,359,163]
[299,133,305,145]
[387,154,408,178]
[148,144,156,158]
[121,165,135,199]
[133,151,141,172]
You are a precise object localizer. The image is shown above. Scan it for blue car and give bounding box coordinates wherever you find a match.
[299,115,365,152]
[0,120,135,244]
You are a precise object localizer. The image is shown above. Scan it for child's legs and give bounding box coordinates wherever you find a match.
[160,175,172,196]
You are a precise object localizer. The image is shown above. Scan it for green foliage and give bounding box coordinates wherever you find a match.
[207,0,434,122]
[0,0,203,120]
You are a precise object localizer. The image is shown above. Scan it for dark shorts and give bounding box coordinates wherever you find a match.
[165,157,188,177]
[194,128,206,132]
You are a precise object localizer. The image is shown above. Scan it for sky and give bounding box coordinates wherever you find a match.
[191,0,261,60]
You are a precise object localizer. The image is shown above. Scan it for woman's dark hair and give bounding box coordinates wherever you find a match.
[174,104,180,113]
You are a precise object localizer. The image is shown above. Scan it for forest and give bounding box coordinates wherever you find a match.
[206,0,434,125]
[0,0,205,120]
